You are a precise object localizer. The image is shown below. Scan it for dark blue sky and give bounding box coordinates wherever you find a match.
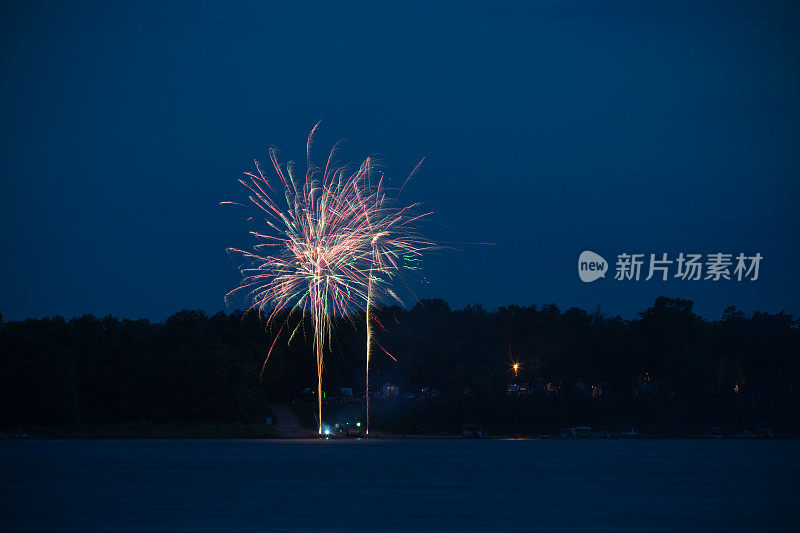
[1,1,798,321]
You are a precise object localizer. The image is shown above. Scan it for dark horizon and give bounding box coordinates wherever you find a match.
[4,294,798,440]
[1,294,796,324]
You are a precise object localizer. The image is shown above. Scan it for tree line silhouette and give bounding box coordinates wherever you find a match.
[1,297,798,434]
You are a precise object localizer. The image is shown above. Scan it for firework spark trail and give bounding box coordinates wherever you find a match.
[365,264,374,435]
[224,124,432,436]
[360,160,434,436]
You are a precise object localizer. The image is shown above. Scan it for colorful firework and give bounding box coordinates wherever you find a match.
[360,159,431,435]
[223,124,431,436]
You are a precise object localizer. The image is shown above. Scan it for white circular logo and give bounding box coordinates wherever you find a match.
[578,251,607,282]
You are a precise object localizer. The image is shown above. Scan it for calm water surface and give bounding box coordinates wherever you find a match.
[1,439,798,531]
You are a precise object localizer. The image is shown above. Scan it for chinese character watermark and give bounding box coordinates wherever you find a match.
[579,251,762,283]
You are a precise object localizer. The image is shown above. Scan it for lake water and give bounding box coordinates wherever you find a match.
[1,439,798,531]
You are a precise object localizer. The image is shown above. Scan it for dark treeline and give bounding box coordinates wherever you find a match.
[1,297,799,434]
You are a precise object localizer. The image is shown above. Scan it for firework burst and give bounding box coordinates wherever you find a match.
[223,124,431,435]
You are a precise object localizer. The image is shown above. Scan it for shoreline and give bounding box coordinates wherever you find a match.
[4,427,794,440]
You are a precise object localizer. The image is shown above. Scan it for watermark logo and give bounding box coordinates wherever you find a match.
[578,251,762,282]
[578,251,608,283]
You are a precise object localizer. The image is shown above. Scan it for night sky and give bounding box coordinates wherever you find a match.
[1,1,798,321]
